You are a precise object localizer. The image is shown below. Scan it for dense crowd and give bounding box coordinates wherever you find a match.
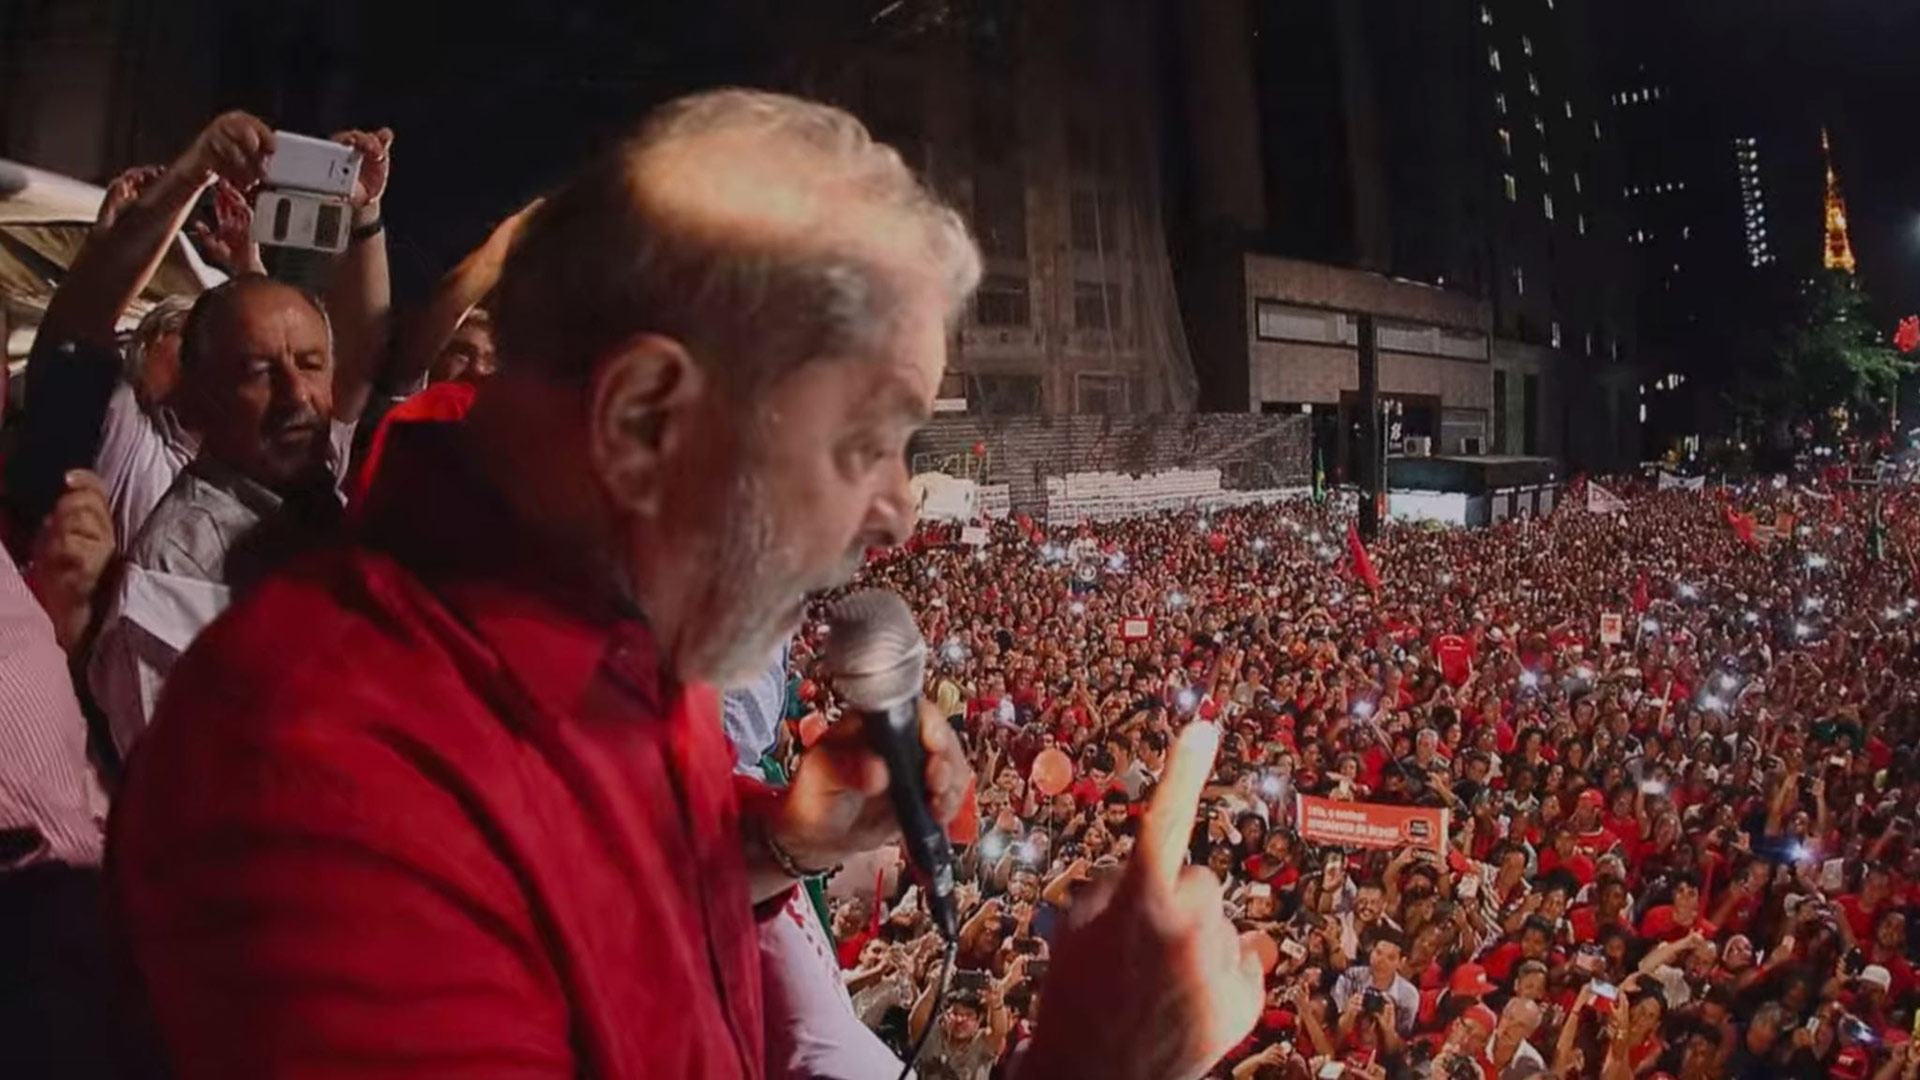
[791,482,1920,1080]
[2,99,1918,1080]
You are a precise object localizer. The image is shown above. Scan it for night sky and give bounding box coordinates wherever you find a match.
[337,1,1920,321]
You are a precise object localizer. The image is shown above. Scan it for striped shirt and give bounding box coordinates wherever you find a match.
[0,544,108,867]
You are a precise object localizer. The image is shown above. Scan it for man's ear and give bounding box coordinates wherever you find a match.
[587,333,706,519]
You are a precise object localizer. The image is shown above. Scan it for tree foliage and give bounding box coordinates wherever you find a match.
[1741,272,1913,429]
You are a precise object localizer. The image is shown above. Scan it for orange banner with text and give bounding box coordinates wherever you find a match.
[1296,794,1449,855]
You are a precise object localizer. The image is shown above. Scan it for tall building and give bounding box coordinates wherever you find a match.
[1595,0,1832,450]
[777,0,1199,418]
[1169,0,1640,473]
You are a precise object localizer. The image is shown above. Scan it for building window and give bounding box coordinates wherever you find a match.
[1543,193,1555,220]
[1528,72,1540,96]
[1497,128,1512,156]
[1073,280,1123,331]
[972,373,1043,415]
[974,272,1031,327]
[1075,373,1127,415]
[1069,190,1102,253]
[1480,3,1493,24]
[1495,92,1508,116]
[1512,265,1526,295]
[1585,330,1594,355]
[1503,173,1518,201]
[1523,374,1540,454]
[1538,153,1550,175]
[1593,119,1602,140]
[1493,370,1510,452]
[972,166,1028,259]
[1577,213,1587,236]
[1551,320,1562,348]
[1533,115,1546,137]
[1572,172,1583,194]
[1522,35,1534,57]
[1565,99,1574,120]
[1489,46,1501,72]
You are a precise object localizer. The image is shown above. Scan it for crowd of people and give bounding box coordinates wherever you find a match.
[1,91,1917,1080]
[791,478,1920,1080]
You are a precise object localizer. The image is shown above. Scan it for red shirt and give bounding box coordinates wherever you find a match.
[1638,905,1715,943]
[110,426,771,1077]
[1434,635,1473,686]
[1567,905,1630,945]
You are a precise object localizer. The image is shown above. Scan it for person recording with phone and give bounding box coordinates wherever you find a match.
[6,111,388,560]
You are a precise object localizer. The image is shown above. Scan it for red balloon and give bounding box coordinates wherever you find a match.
[971,441,988,457]
[1030,748,1074,796]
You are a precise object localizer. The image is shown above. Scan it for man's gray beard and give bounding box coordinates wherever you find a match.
[690,461,797,689]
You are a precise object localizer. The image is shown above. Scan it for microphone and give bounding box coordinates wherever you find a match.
[824,588,958,941]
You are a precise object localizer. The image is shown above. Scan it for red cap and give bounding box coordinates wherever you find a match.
[1451,963,1499,997]
[1577,788,1606,809]
[1460,1004,1500,1036]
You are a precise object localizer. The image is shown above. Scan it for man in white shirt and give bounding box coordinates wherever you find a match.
[90,275,365,756]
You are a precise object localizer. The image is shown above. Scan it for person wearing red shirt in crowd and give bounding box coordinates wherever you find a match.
[1480,916,1557,984]
[1708,856,1770,936]
[1567,788,1622,859]
[1639,874,1717,942]
[1602,787,1645,853]
[1069,751,1121,808]
[1567,877,1633,945]
[1537,827,1598,889]
[1858,910,1917,1000]
[1433,630,1473,687]
[105,90,1262,1079]
[1836,865,1897,944]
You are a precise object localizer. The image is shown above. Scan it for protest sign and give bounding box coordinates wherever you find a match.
[1296,794,1449,855]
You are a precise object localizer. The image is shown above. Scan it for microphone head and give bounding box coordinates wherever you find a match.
[824,589,927,711]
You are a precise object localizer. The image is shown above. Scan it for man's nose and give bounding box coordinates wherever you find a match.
[864,455,915,550]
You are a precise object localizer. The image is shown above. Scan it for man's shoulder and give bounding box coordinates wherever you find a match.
[118,545,508,848]
[148,544,478,750]
[127,477,230,577]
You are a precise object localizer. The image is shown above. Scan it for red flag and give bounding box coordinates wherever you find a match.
[1726,507,1759,547]
[1346,522,1381,592]
[1895,315,1920,354]
[1631,573,1650,613]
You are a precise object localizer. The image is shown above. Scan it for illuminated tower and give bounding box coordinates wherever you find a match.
[1822,127,1857,275]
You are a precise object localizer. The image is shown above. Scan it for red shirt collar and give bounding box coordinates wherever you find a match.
[358,421,671,718]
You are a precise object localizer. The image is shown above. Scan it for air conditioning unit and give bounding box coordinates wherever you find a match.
[1403,436,1433,457]
[1460,436,1486,455]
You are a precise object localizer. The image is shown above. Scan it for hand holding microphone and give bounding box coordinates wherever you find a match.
[771,589,972,938]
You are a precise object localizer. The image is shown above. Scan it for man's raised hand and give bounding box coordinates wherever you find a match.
[1019,722,1263,1080]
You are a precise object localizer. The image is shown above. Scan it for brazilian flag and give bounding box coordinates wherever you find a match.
[1313,448,1327,504]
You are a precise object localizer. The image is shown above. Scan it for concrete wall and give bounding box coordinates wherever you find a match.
[1240,253,1493,419]
[1491,339,1641,472]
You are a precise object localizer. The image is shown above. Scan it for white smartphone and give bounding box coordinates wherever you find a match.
[264,131,360,197]
[252,190,351,253]
[1280,937,1308,961]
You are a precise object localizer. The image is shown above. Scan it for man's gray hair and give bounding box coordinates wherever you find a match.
[124,295,195,384]
[492,88,981,388]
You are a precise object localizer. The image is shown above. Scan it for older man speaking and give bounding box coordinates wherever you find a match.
[109,89,1259,1079]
